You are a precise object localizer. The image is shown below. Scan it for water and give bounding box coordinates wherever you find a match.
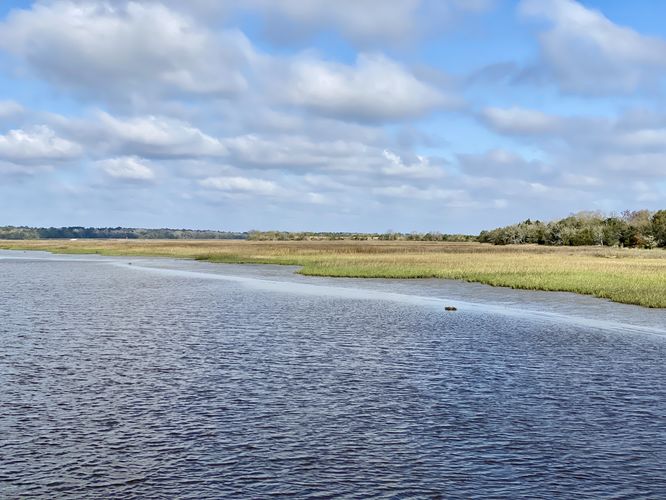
[1,251,665,498]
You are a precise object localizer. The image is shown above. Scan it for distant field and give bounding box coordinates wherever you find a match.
[2,239,666,308]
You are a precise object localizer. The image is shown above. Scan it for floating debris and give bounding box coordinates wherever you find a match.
[444,306,457,311]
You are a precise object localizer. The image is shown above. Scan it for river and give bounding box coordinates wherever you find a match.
[1,250,665,498]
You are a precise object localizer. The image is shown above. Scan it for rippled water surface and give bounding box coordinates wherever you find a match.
[1,251,666,498]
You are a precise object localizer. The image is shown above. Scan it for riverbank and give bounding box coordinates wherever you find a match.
[2,239,665,308]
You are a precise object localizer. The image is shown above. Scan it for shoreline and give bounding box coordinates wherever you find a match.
[1,239,665,308]
[2,248,665,335]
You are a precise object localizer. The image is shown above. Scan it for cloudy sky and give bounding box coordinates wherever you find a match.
[1,0,665,233]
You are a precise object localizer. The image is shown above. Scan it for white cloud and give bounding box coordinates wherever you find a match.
[305,191,328,204]
[631,180,662,203]
[381,150,445,179]
[480,106,561,135]
[0,1,252,103]
[560,173,603,187]
[222,133,378,170]
[277,54,454,121]
[617,129,666,150]
[0,2,460,125]
[302,174,347,190]
[0,125,81,163]
[72,0,495,45]
[600,153,666,177]
[0,161,52,176]
[458,149,552,178]
[230,0,495,45]
[97,156,155,181]
[460,175,589,203]
[372,184,470,203]
[96,113,227,158]
[478,105,666,180]
[219,133,449,180]
[520,0,666,93]
[0,100,24,118]
[249,0,421,43]
[200,176,280,196]
[4,0,658,231]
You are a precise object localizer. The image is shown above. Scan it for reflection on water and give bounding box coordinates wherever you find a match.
[1,251,666,498]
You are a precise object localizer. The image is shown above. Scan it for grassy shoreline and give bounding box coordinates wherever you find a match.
[2,239,666,308]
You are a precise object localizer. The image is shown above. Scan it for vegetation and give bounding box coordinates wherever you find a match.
[0,226,475,242]
[247,230,476,241]
[1,239,665,308]
[2,208,665,307]
[4,209,663,246]
[0,226,247,240]
[479,210,666,248]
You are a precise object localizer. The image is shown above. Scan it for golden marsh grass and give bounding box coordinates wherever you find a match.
[2,239,666,308]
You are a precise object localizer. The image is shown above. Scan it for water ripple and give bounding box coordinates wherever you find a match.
[1,256,666,498]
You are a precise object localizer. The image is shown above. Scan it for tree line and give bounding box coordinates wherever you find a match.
[479,210,666,248]
[247,230,476,241]
[0,226,248,240]
[2,209,665,247]
[0,226,475,242]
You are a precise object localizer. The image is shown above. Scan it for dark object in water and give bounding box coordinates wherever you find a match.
[444,306,457,311]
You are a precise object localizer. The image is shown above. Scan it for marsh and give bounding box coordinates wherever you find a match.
[2,240,666,307]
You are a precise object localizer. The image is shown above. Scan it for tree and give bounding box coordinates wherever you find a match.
[478,209,664,248]
[653,210,666,247]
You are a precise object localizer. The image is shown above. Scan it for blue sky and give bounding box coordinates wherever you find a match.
[0,0,664,233]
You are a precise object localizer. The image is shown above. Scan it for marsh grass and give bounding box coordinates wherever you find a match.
[2,239,666,308]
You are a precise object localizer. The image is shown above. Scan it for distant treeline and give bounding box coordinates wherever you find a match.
[247,231,476,242]
[479,210,666,248]
[0,226,475,242]
[0,226,248,240]
[3,209,665,247]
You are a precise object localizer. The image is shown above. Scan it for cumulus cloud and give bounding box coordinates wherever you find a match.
[0,161,50,176]
[480,107,562,135]
[200,176,281,196]
[0,1,459,124]
[372,184,472,204]
[458,149,552,178]
[459,174,590,205]
[520,0,666,94]
[231,0,495,45]
[217,132,450,181]
[276,54,456,122]
[560,173,603,187]
[247,0,422,44]
[0,125,81,163]
[94,113,227,158]
[97,156,156,181]
[478,104,666,187]
[39,0,496,45]
[381,150,445,179]
[0,1,252,105]
[1,0,660,231]
[0,101,24,118]
[616,129,666,150]
[221,134,369,170]
[600,153,666,177]
[481,105,666,152]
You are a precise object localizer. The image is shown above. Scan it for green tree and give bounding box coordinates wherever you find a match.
[652,210,666,247]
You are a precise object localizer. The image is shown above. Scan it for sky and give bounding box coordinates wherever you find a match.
[0,0,665,233]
